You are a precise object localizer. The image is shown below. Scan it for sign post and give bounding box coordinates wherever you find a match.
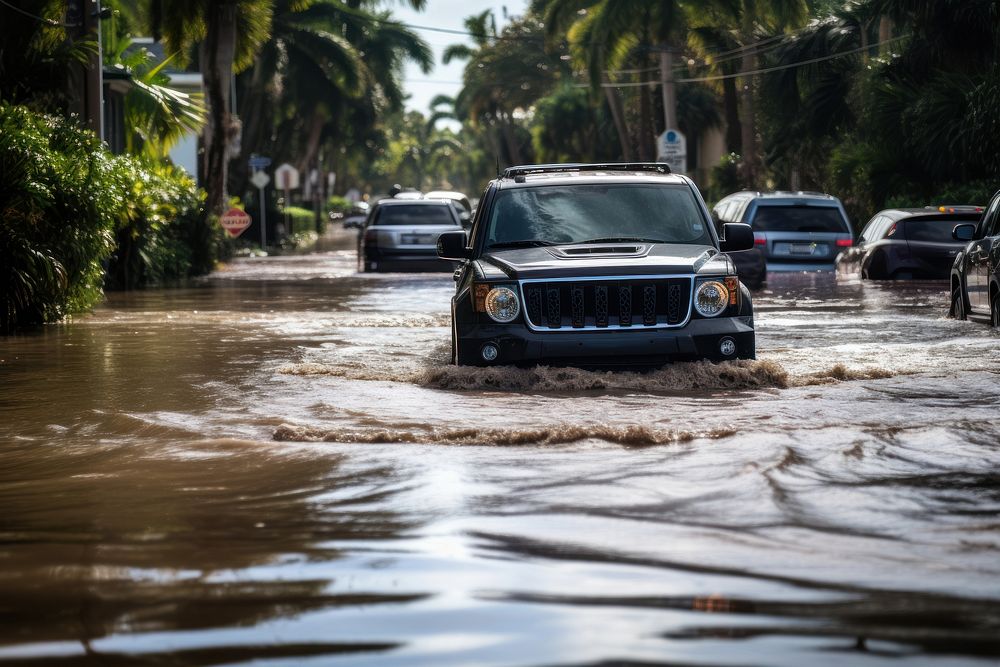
[250,169,271,250]
[274,163,301,237]
[656,129,687,175]
[219,207,252,238]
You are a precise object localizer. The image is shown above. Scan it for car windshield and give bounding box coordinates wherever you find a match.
[751,205,849,233]
[485,184,712,248]
[374,204,455,226]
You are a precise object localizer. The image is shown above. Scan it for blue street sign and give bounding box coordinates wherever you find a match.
[249,155,272,169]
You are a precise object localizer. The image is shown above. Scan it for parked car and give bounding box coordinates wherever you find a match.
[359,199,463,272]
[950,191,1000,324]
[426,190,473,226]
[713,191,853,271]
[838,206,984,279]
[340,202,370,229]
[436,162,757,366]
[710,207,766,289]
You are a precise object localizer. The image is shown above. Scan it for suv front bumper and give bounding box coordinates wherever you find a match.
[456,316,755,366]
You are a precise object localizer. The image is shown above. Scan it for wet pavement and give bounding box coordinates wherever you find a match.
[1,230,999,666]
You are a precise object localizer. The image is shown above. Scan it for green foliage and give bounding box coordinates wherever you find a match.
[0,105,121,331]
[707,153,743,205]
[281,206,317,236]
[105,162,214,289]
[0,104,214,331]
[326,196,353,215]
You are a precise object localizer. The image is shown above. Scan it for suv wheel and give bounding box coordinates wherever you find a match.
[951,283,967,320]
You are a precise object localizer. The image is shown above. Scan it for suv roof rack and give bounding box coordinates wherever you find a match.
[502,163,671,179]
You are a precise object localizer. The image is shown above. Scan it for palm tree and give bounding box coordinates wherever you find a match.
[149,0,273,216]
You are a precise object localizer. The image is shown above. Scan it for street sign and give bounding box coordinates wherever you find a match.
[656,129,687,175]
[275,163,300,190]
[219,207,252,238]
[248,154,271,169]
[250,170,271,189]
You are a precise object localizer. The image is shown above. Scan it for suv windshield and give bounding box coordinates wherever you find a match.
[374,204,455,226]
[485,184,712,248]
[751,205,848,233]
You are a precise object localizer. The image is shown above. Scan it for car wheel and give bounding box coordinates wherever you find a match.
[951,283,966,320]
[992,290,999,328]
[865,254,887,280]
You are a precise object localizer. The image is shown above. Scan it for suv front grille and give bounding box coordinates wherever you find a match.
[520,276,693,331]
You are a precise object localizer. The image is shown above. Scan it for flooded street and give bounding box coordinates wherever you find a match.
[2,230,999,666]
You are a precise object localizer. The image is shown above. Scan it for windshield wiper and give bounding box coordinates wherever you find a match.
[577,237,666,244]
[487,240,558,249]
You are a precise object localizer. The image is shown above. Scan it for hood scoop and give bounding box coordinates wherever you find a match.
[548,244,649,259]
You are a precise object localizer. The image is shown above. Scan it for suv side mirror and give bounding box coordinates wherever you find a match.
[720,223,754,252]
[953,223,976,242]
[438,230,470,260]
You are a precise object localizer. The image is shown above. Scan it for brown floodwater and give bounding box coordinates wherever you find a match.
[1,230,999,666]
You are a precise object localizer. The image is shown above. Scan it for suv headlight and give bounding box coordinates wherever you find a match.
[694,280,729,317]
[484,286,520,323]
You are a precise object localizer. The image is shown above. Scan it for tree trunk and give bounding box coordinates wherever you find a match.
[638,80,653,161]
[879,16,892,53]
[602,78,631,160]
[659,48,677,131]
[723,75,741,154]
[500,114,523,165]
[299,109,325,174]
[738,0,760,186]
[228,63,269,200]
[202,1,237,216]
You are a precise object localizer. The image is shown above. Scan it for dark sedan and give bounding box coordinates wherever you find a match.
[838,206,984,280]
[950,191,1000,324]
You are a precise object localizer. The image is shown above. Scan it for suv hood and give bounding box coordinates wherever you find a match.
[480,243,729,280]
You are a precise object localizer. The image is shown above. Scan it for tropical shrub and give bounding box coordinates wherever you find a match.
[0,105,124,332]
[1,104,216,331]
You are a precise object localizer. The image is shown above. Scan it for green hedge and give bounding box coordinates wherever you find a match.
[0,104,215,332]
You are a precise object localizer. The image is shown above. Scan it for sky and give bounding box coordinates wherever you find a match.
[389,0,531,118]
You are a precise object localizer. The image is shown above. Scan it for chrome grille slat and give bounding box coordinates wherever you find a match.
[519,274,694,332]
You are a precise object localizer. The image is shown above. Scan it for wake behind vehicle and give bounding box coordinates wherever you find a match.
[950,190,1000,324]
[437,163,757,366]
[839,206,984,280]
[359,199,463,272]
[714,191,853,271]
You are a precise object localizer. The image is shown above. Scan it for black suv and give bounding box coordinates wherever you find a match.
[950,190,1000,324]
[436,163,757,366]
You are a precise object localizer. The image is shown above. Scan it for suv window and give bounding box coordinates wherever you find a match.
[904,218,968,243]
[374,204,456,226]
[750,206,849,233]
[860,215,887,243]
[485,183,712,247]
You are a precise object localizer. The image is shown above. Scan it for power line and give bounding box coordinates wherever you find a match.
[0,0,78,27]
[590,34,908,87]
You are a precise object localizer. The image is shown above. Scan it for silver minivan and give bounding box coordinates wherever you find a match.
[713,191,854,271]
[358,199,463,272]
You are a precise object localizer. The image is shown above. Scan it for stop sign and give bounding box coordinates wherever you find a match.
[219,207,252,238]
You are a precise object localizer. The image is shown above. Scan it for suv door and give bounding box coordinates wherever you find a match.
[967,195,1000,313]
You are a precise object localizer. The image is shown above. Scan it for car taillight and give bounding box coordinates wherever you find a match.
[753,233,766,246]
[835,239,853,247]
[363,228,378,245]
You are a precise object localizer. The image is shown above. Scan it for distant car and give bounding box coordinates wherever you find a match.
[838,206,984,279]
[950,191,1000,324]
[359,199,463,272]
[714,191,854,271]
[393,190,423,200]
[426,190,473,226]
[341,202,370,229]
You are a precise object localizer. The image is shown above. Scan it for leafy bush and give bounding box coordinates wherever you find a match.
[326,195,352,215]
[0,104,215,331]
[1,105,123,332]
[281,205,317,235]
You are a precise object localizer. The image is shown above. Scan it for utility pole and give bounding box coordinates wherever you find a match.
[69,0,105,139]
[659,46,677,132]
